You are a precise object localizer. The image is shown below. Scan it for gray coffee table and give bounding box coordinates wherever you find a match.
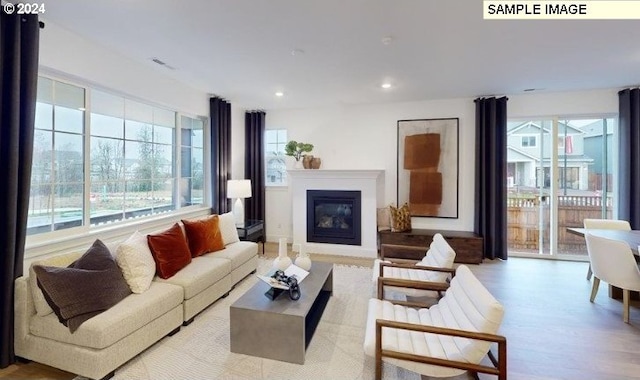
[230,262,333,364]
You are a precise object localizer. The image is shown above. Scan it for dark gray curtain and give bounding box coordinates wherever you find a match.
[245,111,265,223]
[474,96,508,260]
[0,12,40,368]
[618,88,640,229]
[210,97,232,214]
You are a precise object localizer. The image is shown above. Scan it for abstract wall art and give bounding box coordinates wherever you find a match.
[397,118,459,218]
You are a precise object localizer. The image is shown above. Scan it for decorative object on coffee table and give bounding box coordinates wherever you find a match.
[294,244,312,271]
[273,237,292,270]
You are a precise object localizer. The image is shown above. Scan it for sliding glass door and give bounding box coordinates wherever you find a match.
[507,117,616,258]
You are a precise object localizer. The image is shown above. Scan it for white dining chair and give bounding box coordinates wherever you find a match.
[583,219,631,280]
[585,233,640,323]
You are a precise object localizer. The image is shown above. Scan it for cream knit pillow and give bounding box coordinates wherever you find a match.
[218,212,240,245]
[115,231,156,293]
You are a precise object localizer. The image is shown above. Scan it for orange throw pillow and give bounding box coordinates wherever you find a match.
[182,215,225,257]
[147,223,192,279]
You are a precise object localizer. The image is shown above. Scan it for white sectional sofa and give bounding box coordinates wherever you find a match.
[14,216,258,380]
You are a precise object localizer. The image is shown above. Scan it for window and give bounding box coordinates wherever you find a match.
[90,93,176,225]
[507,117,616,258]
[265,129,287,186]
[28,76,208,237]
[521,136,536,147]
[29,78,86,234]
[180,115,205,206]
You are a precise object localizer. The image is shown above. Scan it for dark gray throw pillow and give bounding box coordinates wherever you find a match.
[34,239,132,333]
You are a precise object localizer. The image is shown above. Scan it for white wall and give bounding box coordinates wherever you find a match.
[265,88,621,244]
[39,21,209,116]
[266,97,477,242]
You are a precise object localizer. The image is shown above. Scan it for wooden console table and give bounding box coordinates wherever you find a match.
[379,229,484,264]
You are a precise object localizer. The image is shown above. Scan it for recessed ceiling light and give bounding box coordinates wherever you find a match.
[291,48,305,56]
[275,91,284,97]
[381,83,392,89]
[381,36,394,45]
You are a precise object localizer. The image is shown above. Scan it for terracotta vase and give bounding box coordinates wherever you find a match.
[311,157,322,169]
[302,155,314,169]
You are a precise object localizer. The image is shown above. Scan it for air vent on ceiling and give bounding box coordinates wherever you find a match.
[151,57,176,70]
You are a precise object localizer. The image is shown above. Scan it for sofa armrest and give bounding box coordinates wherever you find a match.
[374,319,507,380]
[14,276,33,353]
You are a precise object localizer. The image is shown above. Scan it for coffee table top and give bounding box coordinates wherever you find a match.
[231,261,333,318]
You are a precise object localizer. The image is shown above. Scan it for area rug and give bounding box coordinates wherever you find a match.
[76,259,421,380]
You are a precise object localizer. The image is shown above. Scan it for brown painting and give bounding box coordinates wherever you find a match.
[397,119,458,218]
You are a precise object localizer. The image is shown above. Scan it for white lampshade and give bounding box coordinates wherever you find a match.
[227,179,252,199]
[227,180,252,227]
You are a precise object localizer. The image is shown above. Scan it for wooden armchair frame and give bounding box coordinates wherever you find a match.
[377,262,455,303]
[373,269,507,380]
[374,319,507,380]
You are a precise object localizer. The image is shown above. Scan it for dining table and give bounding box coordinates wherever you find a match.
[567,227,640,299]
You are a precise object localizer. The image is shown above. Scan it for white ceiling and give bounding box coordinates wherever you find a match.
[40,0,640,110]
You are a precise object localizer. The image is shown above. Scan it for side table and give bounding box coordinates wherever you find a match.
[237,219,265,255]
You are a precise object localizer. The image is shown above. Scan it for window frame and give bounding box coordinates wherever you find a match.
[521,135,537,147]
[265,129,288,187]
[26,74,210,253]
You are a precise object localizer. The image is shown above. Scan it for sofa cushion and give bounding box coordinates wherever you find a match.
[30,252,82,317]
[29,281,183,349]
[218,211,240,245]
[116,231,156,294]
[155,256,231,299]
[182,215,225,257]
[33,240,132,333]
[202,241,257,270]
[147,223,192,279]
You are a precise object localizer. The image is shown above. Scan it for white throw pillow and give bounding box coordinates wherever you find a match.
[116,231,156,294]
[218,212,240,246]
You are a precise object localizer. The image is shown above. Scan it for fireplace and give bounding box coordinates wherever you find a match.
[306,190,361,246]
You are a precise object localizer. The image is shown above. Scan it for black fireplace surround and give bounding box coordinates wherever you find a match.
[306,190,361,246]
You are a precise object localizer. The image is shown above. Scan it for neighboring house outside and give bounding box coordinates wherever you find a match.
[507,121,593,191]
[581,119,614,191]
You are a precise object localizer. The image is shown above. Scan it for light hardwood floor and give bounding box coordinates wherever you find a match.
[3,243,640,379]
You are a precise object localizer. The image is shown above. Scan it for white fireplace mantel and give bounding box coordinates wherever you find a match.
[288,169,384,258]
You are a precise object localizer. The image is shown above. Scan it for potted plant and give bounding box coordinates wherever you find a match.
[285,140,314,168]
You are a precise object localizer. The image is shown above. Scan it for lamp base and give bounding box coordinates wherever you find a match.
[233,198,245,227]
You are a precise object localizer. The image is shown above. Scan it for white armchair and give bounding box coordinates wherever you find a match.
[583,218,631,280]
[585,233,640,323]
[364,265,506,379]
[372,233,456,299]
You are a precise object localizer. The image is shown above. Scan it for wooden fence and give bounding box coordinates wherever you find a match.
[508,195,612,254]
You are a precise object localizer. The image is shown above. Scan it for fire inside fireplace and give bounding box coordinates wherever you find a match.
[306,190,361,246]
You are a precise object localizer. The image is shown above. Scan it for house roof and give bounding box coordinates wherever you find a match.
[508,121,585,135]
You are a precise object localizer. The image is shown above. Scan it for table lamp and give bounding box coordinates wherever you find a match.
[227,179,252,227]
